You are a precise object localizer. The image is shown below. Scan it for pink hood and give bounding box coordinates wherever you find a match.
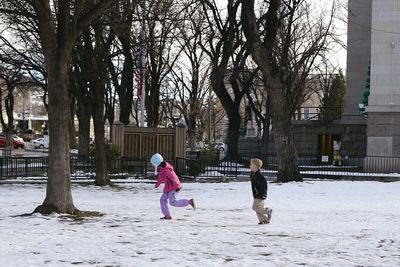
[155,162,182,193]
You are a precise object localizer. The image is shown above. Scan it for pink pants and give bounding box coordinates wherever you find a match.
[160,191,190,216]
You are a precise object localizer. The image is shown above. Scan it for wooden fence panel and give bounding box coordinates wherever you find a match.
[124,133,141,157]
[157,134,174,161]
[112,124,186,166]
[142,134,158,160]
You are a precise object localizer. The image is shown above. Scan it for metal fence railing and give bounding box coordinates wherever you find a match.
[292,106,344,121]
[239,153,400,178]
[175,157,238,180]
[0,157,49,178]
[0,156,147,179]
[2,154,400,181]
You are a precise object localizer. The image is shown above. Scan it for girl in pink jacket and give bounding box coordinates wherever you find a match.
[151,153,196,220]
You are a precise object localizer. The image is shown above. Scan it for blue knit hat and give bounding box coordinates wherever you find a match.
[151,153,163,174]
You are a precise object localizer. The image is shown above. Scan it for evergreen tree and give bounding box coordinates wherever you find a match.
[320,69,346,120]
[359,62,370,117]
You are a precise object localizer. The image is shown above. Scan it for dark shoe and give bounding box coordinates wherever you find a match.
[258,220,269,225]
[267,208,273,221]
[189,199,196,210]
[160,215,172,220]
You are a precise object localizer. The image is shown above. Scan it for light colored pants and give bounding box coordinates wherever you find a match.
[160,191,190,216]
[252,199,269,223]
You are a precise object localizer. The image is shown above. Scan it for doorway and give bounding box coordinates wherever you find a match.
[318,134,341,163]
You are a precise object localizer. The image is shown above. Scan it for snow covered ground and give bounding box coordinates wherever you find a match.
[0,180,399,266]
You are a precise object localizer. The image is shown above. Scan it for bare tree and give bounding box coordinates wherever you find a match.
[70,48,92,160]
[0,0,112,214]
[0,24,48,110]
[241,0,338,182]
[0,61,23,148]
[199,92,226,144]
[168,1,210,150]
[107,0,137,125]
[142,0,184,127]
[308,59,340,103]
[242,68,272,154]
[71,20,112,186]
[200,0,249,160]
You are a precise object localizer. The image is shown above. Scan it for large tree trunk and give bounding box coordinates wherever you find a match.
[92,101,109,186]
[117,38,134,125]
[0,89,15,150]
[187,116,197,151]
[273,118,301,182]
[241,0,302,182]
[260,101,271,155]
[35,60,78,214]
[209,67,244,161]
[5,131,13,150]
[146,82,160,127]
[29,0,113,214]
[77,100,91,160]
[69,96,77,149]
[269,86,302,182]
[226,108,241,160]
[87,26,110,186]
[261,118,271,155]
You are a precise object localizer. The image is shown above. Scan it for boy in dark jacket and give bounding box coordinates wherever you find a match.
[250,158,272,224]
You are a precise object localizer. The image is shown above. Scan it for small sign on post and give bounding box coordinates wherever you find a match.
[321,155,329,163]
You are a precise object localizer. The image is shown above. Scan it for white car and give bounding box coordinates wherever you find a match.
[31,136,49,149]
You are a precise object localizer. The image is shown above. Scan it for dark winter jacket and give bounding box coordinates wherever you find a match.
[251,170,268,199]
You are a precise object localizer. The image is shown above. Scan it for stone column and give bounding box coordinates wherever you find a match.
[366,0,400,157]
[344,0,372,120]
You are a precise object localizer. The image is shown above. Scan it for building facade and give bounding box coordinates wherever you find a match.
[366,0,400,157]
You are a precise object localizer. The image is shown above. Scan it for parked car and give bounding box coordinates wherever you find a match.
[0,134,25,149]
[31,136,49,149]
[13,135,24,143]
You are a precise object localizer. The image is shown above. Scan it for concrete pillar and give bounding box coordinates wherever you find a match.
[366,0,400,157]
[344,0,372,119]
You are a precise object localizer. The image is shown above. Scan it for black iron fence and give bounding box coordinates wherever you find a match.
[239,153,400,178]
[0,157,48,178]
[1,154,400,181]
[292,106,344,121]
[175,157,238,180]
[0,156,147,179]
[179,153,400,180]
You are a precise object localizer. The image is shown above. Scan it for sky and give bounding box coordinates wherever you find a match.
[215,0,348,70]
[312,0,348,70]
[1,0,348,71]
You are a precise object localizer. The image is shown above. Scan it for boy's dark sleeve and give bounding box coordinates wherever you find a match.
[254,172,268,199]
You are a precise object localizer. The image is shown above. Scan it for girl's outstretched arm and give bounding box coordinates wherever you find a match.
[155,175,166,188]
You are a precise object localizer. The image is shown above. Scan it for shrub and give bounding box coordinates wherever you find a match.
[89,143,121,172]
[187,160,206,177]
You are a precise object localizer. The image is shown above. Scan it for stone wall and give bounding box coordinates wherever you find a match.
[365,0,400,157]
[366,110,400,156]
[238,121,367,157]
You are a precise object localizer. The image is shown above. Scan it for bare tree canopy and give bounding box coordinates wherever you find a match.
[241,0,339,182]
[0,0,112,214]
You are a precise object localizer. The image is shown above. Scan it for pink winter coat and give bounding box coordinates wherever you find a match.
[155,162,182,193]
